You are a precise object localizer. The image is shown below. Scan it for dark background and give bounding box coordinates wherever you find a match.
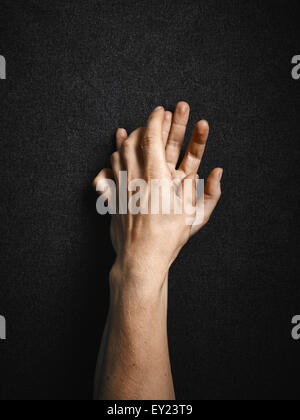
[0,0,299,400]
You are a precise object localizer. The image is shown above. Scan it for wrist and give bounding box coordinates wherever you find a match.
[109,259,169,307]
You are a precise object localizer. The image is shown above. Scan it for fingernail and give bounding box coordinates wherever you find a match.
[218,169,223,180]
[155,106,163,111]
[119,128,127,137]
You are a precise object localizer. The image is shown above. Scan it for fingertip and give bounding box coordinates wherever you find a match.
[209,167,223,180]
[149,106,165,121]
[195,120,209,135]
[117,128,127,138]
[215,167,223,181]
[177,101,190,114]
[116,128,128,149]
[205,168,222,194]
[199,119,209,129]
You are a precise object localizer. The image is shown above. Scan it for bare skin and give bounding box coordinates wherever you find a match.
[93,102,222,400]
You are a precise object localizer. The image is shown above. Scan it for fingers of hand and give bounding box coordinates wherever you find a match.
[120,127,145,178]
[179,120,209,175]
[143,106,169,178]
[110,151,123,183]
[166,102,190,168]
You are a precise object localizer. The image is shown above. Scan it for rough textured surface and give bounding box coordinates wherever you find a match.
[0,0,299,400]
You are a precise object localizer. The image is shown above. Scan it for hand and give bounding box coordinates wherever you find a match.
[93,103,223,294]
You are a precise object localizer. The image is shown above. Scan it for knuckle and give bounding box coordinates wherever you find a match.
[143,135,156,147]
[167,137,183,148]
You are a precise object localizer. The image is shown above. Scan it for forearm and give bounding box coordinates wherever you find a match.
[94,267,174,400]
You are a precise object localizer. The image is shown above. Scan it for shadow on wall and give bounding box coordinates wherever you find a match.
[69,185,114,399]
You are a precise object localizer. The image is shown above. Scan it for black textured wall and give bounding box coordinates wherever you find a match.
[0,0,299,400]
